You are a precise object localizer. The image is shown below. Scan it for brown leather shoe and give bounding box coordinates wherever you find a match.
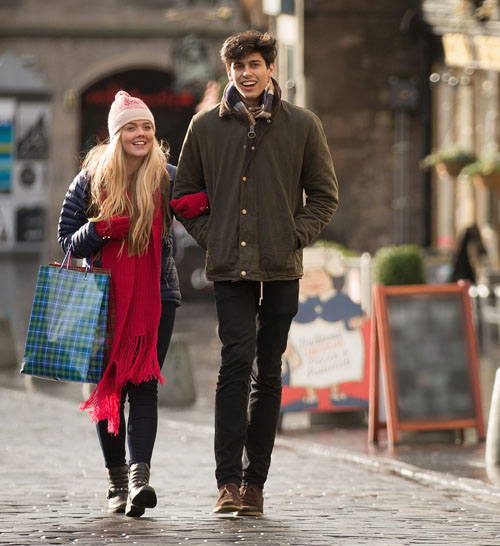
[237,484,264,516]
[213,483,242,513]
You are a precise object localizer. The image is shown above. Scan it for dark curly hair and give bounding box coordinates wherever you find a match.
[220,29,277,68]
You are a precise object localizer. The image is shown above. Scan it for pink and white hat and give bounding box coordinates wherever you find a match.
[107,90,155,137]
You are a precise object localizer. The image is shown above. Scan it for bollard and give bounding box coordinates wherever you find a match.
[485,367,500,470]
[158,333,196,407]
[0,306,18,370]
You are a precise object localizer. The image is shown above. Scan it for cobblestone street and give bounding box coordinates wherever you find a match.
[2,386,500,546]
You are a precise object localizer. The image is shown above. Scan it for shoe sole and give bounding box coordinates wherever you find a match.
[213,504,243,514]
[125,488,157,518]
[125,500,145,518]
[130,488,157,509]
[236,509,263,516]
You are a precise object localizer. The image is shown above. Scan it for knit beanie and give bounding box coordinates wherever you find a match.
[107,90,155,138]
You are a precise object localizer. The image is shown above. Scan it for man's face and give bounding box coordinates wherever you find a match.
[226,52,275,107]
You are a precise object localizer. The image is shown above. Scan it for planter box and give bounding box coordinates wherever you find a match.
[435,159,470,178]
[473,172,500,191]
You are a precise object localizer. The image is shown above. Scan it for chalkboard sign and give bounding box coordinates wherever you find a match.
[368,283,484,446]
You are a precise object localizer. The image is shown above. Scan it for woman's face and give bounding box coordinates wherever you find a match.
[120,120,154,163]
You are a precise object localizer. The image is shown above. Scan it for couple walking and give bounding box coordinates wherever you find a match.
[58,29,338,518]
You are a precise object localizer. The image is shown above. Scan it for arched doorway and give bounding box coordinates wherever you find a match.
[80,69,197,164]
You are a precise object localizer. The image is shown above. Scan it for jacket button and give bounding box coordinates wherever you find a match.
[241,241,247,247]
[242,209,247,214]
[241,270,247,276]
[267,119,271,123]
[242,176,247,182]
[251,146,255,150]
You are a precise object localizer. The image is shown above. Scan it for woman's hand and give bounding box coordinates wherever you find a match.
[95,216,130,239]
[170,192,209,219]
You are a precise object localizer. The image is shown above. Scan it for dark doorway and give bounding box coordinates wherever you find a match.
[80,69,197,165]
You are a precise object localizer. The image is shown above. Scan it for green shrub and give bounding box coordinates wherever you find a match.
[374,245,426,285]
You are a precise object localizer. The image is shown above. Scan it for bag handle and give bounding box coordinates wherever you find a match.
[59,244,93,275]
[60,245,72,270]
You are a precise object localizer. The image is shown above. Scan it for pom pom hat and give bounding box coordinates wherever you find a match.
[107,90,155,138]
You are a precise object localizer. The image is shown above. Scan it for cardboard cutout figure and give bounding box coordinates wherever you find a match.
[281,247,370,413]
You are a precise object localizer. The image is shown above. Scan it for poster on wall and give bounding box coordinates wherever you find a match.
[16,102,50,161]
[0,197,14,244]
[0,99,15,194]
[281,246,370,414]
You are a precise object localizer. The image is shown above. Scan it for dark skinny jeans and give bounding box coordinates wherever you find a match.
[213,280,299,489]
[96,302,176,469]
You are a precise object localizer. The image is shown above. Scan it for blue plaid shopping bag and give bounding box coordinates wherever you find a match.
[21,249,112,383]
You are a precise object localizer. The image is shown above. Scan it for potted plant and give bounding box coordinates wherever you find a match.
[461,153,500,191]
[420,146,476,178]
[373,245,427,286]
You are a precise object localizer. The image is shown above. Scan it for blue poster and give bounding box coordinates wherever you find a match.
[0,120,13,193]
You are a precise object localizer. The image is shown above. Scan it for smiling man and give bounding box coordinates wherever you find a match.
[171,29,339,517]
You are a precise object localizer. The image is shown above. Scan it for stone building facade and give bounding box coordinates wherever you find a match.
[0,0,262,259]
[299,1,428,253]
[0,0,430,259]
[420,0,500,266]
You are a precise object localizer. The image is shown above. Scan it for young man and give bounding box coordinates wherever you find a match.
[171,29,338,516]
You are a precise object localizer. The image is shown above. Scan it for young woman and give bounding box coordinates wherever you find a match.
[58,91,180,518]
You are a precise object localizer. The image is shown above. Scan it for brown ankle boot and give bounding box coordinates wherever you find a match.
[106,464,129,514]
[213,483,242,513]
[237,484,264,516]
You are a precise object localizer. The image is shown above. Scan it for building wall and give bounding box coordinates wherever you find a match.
[422,0,500,263]
[0,0,247,259]
[303,1,428,253]
[0,0,430,258]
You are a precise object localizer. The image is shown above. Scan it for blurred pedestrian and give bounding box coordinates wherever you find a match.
[58,91,181,518]
[450,223,487,284]
[171,29,338,516]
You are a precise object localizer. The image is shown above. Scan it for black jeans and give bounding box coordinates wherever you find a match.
[96,302,176,469]
[213,279,299,489]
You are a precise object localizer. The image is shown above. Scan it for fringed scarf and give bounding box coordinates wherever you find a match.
[80,203,165,435]
[221,78,274,137]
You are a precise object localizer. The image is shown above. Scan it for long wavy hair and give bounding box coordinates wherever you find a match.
[83,131,170,256]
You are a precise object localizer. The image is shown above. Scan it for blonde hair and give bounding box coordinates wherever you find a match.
[83,132,170,256]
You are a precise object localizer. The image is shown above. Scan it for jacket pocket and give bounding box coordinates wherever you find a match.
[260,220,297,272]
[206,230,239,275]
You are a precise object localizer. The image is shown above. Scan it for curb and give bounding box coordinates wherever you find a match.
[274,436,500,506]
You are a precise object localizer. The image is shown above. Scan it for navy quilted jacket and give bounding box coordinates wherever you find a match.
[57,163,181,307]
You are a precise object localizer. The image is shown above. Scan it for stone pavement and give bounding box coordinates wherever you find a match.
[3,386,500,546]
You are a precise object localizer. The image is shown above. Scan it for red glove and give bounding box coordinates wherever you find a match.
[95,216,130,239]
[170,192,209,219]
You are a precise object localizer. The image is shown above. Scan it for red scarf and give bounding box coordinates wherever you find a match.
[80,204,165,435]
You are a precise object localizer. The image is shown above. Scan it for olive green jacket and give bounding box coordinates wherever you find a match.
[173,89,339,282]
